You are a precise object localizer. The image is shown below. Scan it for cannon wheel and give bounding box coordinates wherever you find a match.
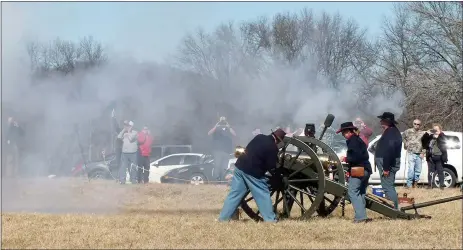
[295,136,346,217]
[240,136,327,221]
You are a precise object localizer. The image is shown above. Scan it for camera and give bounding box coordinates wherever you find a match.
[430,129,437,133]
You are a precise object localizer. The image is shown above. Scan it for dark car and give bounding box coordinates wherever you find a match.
[72,153,119,180]
[160,157,236,185]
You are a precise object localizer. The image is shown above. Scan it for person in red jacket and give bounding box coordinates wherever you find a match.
[137,126,154,184]
[353,118,373,146]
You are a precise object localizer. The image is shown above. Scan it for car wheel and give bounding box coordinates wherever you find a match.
[89,169,108,180]
[190,173,206,185]
[433,168,457,188]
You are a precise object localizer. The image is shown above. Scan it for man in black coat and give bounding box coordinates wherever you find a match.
[217,128,286,222]
[336,122,372,223]
[374,112,402,209]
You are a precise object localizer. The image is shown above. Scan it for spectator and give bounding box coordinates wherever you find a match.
[336,122,372,223]
[374,112,402,209]
[218,128,286,222]
[403,119,426,189]
[421,124,448,190]
[208,116,236,181]
[353,117,373,146]
[117,120,138,184]
[137,126,153,184]
[4,117,24,178]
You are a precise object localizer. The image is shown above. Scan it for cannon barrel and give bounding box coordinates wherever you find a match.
[400,194,463,212]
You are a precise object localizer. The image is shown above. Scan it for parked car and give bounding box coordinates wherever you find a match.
[339,131,462,188]
[150,145,192,162]
[71,153,118,180]
[160,158,237,185]
[149,153,214,183]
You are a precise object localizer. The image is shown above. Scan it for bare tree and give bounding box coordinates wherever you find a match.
[25,36,106,75]
[312,12,371,89]
[79,36,107,68]
[374,2,462,130]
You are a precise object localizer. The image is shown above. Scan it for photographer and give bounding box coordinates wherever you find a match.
[421,124,448,190]
[117,120,138,184]
[208,116,236,181]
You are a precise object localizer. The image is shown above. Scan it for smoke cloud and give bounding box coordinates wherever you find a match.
[2,3,405,213]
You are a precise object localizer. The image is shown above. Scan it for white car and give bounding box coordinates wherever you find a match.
[148,153,211,183]
[362,131,462,188]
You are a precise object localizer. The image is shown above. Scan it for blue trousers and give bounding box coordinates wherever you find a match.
[406,152,422,187]
[375,158,400,209]
[120,152,138,184]
[218,168,277,222]
[348,171,370,221]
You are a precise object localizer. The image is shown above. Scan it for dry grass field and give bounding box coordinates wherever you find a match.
[2,177,462,249]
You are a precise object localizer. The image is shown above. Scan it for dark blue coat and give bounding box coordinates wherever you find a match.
[235,134,278,178]
[374,126,402,171]
[346,134,372,173]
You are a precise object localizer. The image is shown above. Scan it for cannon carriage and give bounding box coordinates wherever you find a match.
[237,114,463,221]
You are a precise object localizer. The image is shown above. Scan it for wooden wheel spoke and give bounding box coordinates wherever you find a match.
[273,191,282,211]
[288,165,311,178]
[305,188,315,202]
[289,185,316,198]
[299,191,304,214]
[287,149,303,170]
[324,195,334,204]
[285,190,307,213]
[288,178,318,183]
[282,191,290,216]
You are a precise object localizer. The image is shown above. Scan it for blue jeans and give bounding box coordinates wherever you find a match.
[348,171,370,221]
[213,151,230,181]
[120,152,138,184]
[406,152,422,187]
[375,158,400,209]
[218,168,277,222]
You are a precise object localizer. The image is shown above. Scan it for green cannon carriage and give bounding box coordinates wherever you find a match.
[238,114,462,221]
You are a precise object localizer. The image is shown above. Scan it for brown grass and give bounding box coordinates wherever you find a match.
[2,178,462,249]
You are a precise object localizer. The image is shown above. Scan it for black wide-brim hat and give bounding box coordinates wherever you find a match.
[377,111,398,124]
[336,122,358,134]
[271,128,287,143]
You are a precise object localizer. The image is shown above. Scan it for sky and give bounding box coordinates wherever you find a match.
[2,1,394,63]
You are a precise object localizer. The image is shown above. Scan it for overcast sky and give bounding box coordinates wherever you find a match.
[2,1,394,63]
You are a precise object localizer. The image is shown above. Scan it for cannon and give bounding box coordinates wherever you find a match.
[238,114,463,221]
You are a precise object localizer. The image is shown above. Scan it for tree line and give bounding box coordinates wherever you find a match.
[25,2,462,132]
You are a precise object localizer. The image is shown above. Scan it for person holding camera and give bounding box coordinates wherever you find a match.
[208,116,236,181]
[421,124,448,190]
[117,120,138,184]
